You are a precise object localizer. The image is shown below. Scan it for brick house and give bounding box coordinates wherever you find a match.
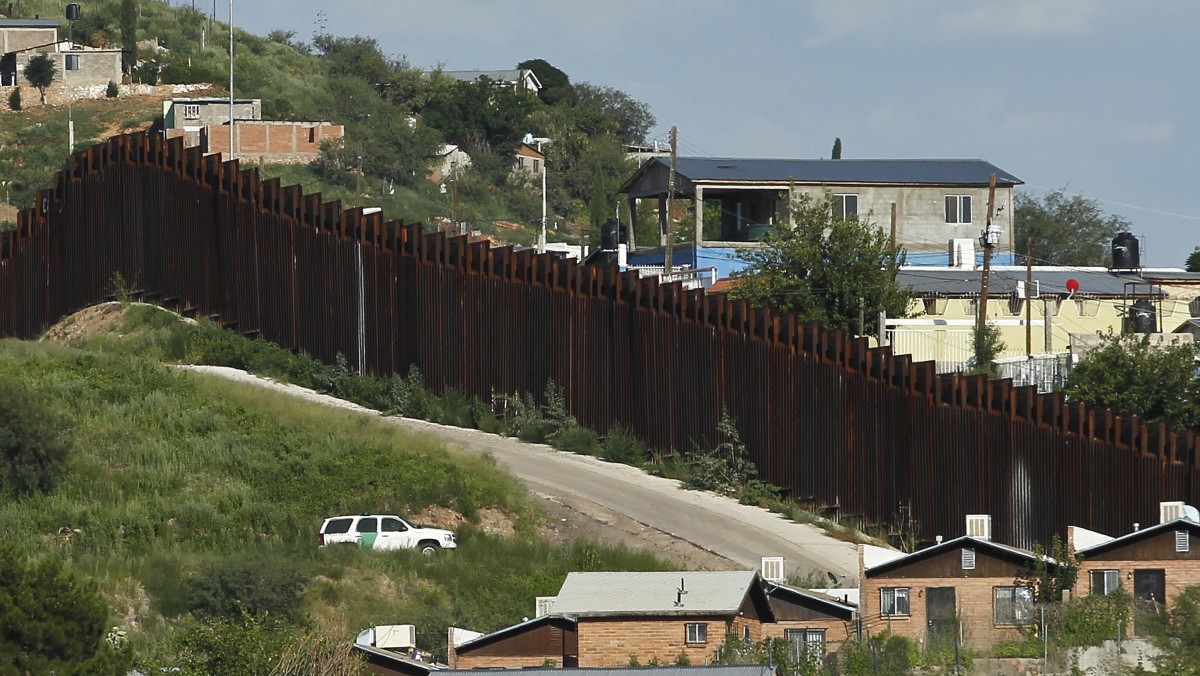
[453,571,776,668]
[1073,503,1200,613]
[860,516,1053,652]
[162,97,343,162]
[762,582,857,660]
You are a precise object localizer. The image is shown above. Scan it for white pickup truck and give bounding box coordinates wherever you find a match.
[318,514,457,554]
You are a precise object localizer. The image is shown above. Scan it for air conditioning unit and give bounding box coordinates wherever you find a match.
[1161,501,1186,524]
[761,556,785,582]
[966,514,992,541]
[535,596,556,617]
[1016,280,1040,299]
[374,624,417,650]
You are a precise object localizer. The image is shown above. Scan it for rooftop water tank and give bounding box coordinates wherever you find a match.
[1112,232,1140,271]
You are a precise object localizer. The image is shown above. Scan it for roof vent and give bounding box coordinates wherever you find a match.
[535,596,555,617]
[1161,501,1186,524]
[761,556,785,582]
[966,514,992,541]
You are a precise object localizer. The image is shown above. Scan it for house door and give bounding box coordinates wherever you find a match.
[926,587,957,648]
[1133,569,1166,635]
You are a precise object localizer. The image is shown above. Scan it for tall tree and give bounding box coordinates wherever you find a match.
[23,53,56,105]
[1015,189,1130,266]
[572,82,655,144]
[831,137,842,159]
[730,192,910,335]
[518,58,574,106]
[119,0,137,74]
[1064,332,1200,431]
[1186,246,1200,273]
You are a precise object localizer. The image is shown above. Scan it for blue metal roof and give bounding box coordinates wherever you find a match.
[663,157,1021,186]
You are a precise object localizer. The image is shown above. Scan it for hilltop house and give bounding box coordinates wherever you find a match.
[162,97,343,162]
[0,18,122,89]
[434,68,542,93]
[618,157,1022,277]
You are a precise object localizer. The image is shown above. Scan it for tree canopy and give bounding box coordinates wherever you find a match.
[729,192,910,335]
[23,53,57,105]
[1186,246,1200,273]
[1014,189,1130,266]
[1064,332,1200,431]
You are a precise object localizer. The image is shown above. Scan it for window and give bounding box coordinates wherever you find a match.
[65,54,79,71]
[532,159,541,173]
[685,623,707,644]
[945,195,972,224]
[742,625,751,641]
[324,518,353,534]
[962,548,976,570]
[832,194,858,220]
[1090,569,1120,595]
[785,629,826,660]
[182,104,201,119]
[1177,530,1190,553]
[881,587,910,616]
[381,517,408,533]
[355,517,378,533]
[994,586,1034,625]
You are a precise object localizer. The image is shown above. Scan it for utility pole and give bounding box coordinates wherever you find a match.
[975,174,998,353]
[1025,238,1033,356]
[227,0,234,161]
[663,125,678,275]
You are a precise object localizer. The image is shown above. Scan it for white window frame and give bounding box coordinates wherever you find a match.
[685,622,708,644]
[881,587,910,616]
[945,194,972,224]
[1177,530,1190,553]
[832,193,858,220]
[785,628,826,660]
[1090,569,1120,595]
[993,586,1034,625]
[182,104,201,120]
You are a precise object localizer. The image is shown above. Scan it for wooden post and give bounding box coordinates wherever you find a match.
[976,174,998,358]
[663,125,678,274]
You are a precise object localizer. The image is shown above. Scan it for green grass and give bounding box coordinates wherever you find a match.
[0,338,668,666]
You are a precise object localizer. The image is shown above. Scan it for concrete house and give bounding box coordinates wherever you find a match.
[860,515,1052,653]
[163,97,263,147]
[453,571,776,668]
[0,18,122,89]
[513,143,545,179]
[762,582,857,660]
[618,158,1022,277]
[1073,502,1200,614]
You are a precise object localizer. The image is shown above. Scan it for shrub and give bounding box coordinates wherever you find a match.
[0,375,71,497]
[187,555,308,623]
[385,365,433,419]
[7,87,20,111]
[684,408,757,495]
[601,425,646,465]
[173,610,295,676]
[435,388,475,428]
[738,479,781,507]
[1057,590,1130,647]
[105,80,119,98]
[507,391,553,443]
[549,424,599,454]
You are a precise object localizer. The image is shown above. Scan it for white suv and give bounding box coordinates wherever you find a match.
[318,514,457,554]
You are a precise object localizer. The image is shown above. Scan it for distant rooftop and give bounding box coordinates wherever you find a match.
[626,157,1021,190]
[552,571,760,616]
[0,19,61,28]
[898,266,1160,298]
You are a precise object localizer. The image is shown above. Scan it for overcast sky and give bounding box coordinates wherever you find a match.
[226,1,1198,266]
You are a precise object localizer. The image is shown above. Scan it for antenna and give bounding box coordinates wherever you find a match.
[674,577,688,607]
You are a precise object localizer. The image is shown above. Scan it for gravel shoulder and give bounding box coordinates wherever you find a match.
[177,365,860,580]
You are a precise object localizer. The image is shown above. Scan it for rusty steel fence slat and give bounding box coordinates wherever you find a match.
[2,132,1198,549]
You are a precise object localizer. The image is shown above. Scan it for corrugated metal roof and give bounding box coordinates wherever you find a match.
[662,158,1021,186]
[0,19,60,27]
[898,267,1160,297]
[552,571,759,616]
[441,666,774,676]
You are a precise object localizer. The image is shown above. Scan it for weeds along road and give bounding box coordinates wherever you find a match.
[179,366,860,581]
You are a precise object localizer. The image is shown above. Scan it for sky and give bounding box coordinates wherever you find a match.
[225,0,1199,266]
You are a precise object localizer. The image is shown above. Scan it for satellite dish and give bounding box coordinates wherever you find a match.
[1065,278,1080,294]
[522,133,534,145]
[1185,505,1200,523]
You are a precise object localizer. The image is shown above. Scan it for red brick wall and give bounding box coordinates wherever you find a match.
[1076,558,1200,605]
[577,616,759,667]
[453,654,561,669]
[204,123,344,158]
[861,575,1034,651]
[763,619,854,654]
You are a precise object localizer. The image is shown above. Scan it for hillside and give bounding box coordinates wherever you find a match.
[0,303,667,669]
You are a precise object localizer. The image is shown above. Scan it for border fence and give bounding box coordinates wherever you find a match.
[2,133,1196,549]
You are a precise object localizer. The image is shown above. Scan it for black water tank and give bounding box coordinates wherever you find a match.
[1129,299,1156,334]
[1112,232,1140,270]
[599,218,619,251]
[65,3,80,20]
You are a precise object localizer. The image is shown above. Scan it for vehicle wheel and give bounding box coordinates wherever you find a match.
[419,541,440,555]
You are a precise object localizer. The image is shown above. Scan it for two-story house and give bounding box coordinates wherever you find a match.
[618,157,1022,278]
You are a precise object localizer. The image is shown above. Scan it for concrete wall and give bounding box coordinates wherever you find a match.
[0,27,58,53]
[55,50,122,88]
[790,183,1017,254]
[166,100,262,130]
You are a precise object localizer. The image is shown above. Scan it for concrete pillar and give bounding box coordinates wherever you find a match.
[694,185,704,247]
[627,197,638,250]
[658,195,667,246]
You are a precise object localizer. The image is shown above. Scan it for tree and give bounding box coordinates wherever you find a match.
[1064,331,1200,431]
[1015,189,1130,266]
[730,192,910,335]
[120,0,137,73]
[572,82,655,144]
[1145,585,1200,674]
[1186,246,1200,273]
[518,58,575,106]
[0,545,132,674]
[23,53,57,105]
[0,375,71,497]
[831,137,842,159]
[7,86,20,111]
[967,322,1005,378]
